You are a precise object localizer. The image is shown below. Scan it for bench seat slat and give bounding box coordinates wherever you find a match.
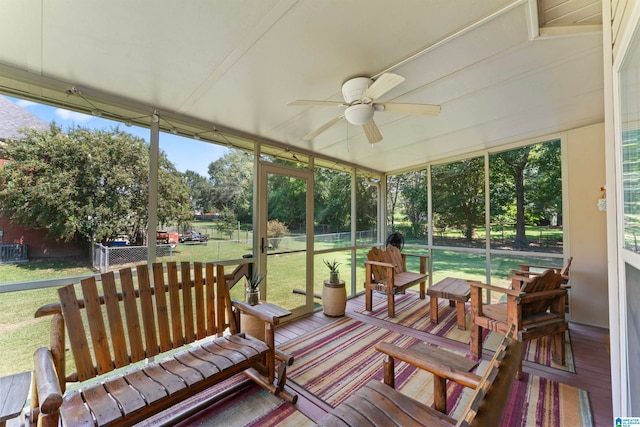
[228,334,269,353]
[60,391,96,427]
[187,346,233,372]
[142,363,187,395]
[174,351,221,378]
[158,358,204,387]
[82,383,123,426]
[122,369,168,405]
[201,340,251,364]
[216,336,263,359]
[103,376,146,416]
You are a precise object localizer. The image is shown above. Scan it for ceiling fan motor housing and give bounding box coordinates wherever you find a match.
[342,77,373,104]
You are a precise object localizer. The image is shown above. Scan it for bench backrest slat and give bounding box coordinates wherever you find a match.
[181,262,195,342]
[119,267,145,361]
[101,272,129,368]
[152,263,173,352]
[80,277,113,375]
[58,285,95,380]
[206,263,217,335]
[136,264,159,357]
[166,263,183,347]
[192,262,206,339]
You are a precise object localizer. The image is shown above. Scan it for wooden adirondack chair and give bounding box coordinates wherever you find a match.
[510,256,572,290]
[469,269,568,379]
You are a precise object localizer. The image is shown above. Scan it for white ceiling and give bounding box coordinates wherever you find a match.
[0,0,604,173]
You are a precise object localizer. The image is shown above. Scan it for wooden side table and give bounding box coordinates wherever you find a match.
[0,371,31,427]
[427,277,471,330]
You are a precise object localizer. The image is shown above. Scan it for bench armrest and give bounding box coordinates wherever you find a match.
[33,347,63,415]
[231,300,291,326]
[376,342,481,389]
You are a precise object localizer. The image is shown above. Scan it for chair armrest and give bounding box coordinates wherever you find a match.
[467,280,524,297]
[376,342,481,389]
[364,260,397,269]
[518,263,561,272]
[33,347,63,415]
[518,288,567,303]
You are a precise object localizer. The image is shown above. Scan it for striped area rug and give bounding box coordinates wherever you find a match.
[358,291,576,373]
[280,316,593,427]
[137,374,312,427]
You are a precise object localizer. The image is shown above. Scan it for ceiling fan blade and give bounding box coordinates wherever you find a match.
[303,115,344,141]
[377,102,441,116]
[364,73,405,100]
[362,120,383,144]
[288,100,345,107]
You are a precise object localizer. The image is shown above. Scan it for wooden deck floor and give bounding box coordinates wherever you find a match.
[275,294,613,426]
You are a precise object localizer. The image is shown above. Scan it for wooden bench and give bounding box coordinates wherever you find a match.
[28,261,296,427]
[318,325,523,427]
[364,245,428,317]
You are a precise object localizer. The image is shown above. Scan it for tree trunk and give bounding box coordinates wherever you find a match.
[513,148,531,248]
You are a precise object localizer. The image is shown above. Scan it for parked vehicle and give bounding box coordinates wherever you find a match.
[179,231,209,243]
[156,231,170,244]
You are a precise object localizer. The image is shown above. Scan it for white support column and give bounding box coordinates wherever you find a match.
[147,112,160,264]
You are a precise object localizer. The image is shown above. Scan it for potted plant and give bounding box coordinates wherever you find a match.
[245,271,265,306]
[324,258,341,284]
[322,258,346,317]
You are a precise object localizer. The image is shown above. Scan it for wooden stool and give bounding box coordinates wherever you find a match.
[0,371,31,427]
[427,277,470,330]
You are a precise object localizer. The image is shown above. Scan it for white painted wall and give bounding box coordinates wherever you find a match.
[566,122,609,327]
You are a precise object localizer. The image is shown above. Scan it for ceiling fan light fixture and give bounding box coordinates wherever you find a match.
[345,104,374,125]
[342,77,373,103]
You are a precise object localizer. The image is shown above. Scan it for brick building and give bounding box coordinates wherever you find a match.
[0,96,83,259]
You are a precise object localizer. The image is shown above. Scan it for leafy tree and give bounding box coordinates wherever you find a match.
[216,207,238,239]
[432,158,485,241]
[490,140,561,248]
[183,170,215,213]
[386,174,404,230]
[207,150,253,223]
[268,173,307,227]
[315,169,351,232]
[0,124,192,244]
[400,170,428,236]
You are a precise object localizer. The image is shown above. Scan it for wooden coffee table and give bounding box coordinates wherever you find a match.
[427,277,470,330]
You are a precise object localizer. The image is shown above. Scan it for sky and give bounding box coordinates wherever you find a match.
[7,96,228,177]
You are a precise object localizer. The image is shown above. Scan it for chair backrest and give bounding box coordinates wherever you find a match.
[456,325,523,427]
[58,261,230,382]
[519,269,563,317]
[367,246,405,281]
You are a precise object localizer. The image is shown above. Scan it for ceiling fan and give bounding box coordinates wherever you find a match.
[288,73,440,144]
